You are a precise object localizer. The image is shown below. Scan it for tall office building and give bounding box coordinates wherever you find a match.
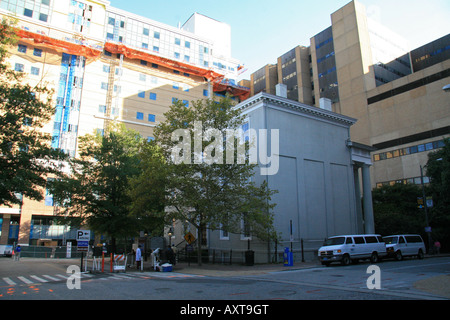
[249,0,450,189]
[0,0,249,246]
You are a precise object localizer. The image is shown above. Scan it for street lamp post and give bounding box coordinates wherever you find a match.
[420,165,433,253]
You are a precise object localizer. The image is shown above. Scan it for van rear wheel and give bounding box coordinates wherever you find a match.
[417,249,424,259]
[341,254,351,266]
[370,252,379,263]
[395,251,403,261]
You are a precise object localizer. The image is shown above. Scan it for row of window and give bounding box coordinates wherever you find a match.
[136,112,156,122]
[375,176,430,189]
[373,139,445,162]
[1,0,50,23]
[14,63,40,75]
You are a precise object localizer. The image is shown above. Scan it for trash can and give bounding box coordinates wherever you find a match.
[245,250,254,266]
[283,247,293,266]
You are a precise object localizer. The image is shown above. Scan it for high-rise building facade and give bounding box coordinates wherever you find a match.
[0,0,249,246]
[249,0,450,189]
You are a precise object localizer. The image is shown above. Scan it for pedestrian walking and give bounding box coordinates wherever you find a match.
[14,245,21,261]
[434,240,441,255]
[136,245,142,270]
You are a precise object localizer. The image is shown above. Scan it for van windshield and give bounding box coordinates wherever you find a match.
[323,237,345,246]
[383,236,398,244]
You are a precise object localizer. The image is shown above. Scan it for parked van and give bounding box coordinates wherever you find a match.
[318,234,387,266]
[383,234,425,261]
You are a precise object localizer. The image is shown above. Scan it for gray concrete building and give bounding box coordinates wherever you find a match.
[206,90,374,263]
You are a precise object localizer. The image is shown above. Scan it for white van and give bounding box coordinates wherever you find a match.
[318,234,387,266]
[383,234,425,260]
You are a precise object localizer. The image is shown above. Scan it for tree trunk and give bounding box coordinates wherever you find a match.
[197,225,202,266]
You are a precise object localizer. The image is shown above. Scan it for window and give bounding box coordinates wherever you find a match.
[33,48,42,57]
[184,55,190,62]
[203,89,209,97]
[175,38,180,45]
[353,236,365,244]
[241,216,251,240]
[183,100,189,107]
[98,105,106,113]
[174,52,180,59]
[143,28,149,36]
[148,114,155,122]
[31,67,40,76]
[15,63,24,72]
[39,13,48,22]
[153,46,159,53]
[154,31,160,39]
[139,74,146,82]
[172,82,179,90]
[365,236,378,243]
[18,44,27,53]
[142,43,148,49]
[138,91,145,98]
[101,82,108,90]
[24,8,33,17]
[220,224,229,240]
[185,41,190,48]
[149,92,157,100]
[136,112,144,120]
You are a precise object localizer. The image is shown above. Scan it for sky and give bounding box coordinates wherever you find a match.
[108,0,450,80]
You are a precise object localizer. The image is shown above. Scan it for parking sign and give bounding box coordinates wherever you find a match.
[77,230,90,252]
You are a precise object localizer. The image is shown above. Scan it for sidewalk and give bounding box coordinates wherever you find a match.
[135,259,320,277]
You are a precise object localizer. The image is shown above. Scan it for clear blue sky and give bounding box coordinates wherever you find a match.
[108,0,450,80]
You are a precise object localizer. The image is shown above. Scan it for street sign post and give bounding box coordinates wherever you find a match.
[184,232,195,245]
[76,230,90,271]
[77,230,90,252]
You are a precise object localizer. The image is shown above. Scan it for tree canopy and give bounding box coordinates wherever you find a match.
[153,97,277,264]
[0,19,67,207]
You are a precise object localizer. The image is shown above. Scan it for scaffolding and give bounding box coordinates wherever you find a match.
[14,27,249,104]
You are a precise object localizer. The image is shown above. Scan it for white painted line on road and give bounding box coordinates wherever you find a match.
[30,275,49,283]
[2,277,17,286]
[42,275,60,281]
[81,273,93,277]
[17,276,34,284]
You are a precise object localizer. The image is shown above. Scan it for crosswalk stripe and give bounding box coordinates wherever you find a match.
[42,275,60,281]
[2,277,17,286]
[30,275,49,283]
[81,273,93,278]
[17,276,34,284]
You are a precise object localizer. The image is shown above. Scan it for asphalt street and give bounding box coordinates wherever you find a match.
[0,255,449,301]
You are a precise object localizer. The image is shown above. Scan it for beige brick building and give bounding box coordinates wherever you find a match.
[249,0,450,189]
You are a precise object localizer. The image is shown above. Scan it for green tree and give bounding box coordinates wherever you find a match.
[372,183,425,236]
[0,19,66,206]
[154,97,277,265]
[48,124,144,252]
[425,138,450,251]
[127,141,168,237]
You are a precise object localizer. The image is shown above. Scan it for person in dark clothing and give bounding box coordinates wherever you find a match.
[165,245,175,265]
